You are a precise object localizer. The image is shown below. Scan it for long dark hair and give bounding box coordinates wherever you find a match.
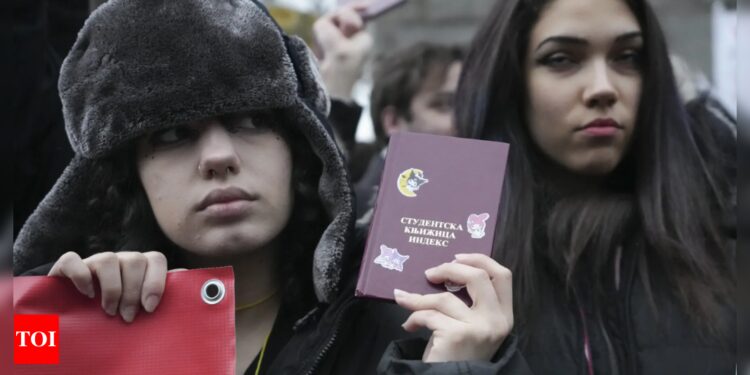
[455,0,734,337]
[85,110,327,312]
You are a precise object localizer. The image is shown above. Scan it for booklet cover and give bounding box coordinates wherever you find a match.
[355,132,509,302]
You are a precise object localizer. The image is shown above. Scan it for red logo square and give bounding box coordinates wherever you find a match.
[14,314,59,365]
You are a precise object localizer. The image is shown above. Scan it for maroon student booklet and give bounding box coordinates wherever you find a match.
[355,132,509,301]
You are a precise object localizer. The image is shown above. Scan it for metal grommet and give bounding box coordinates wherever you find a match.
[201,279,225,305]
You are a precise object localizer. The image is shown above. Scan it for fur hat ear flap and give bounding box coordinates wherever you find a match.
[285,35,331,116]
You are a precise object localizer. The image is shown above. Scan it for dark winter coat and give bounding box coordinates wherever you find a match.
[379,233,735,374]
[12,1,417,374]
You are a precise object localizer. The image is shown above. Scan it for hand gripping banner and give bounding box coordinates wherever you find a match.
[13,267,235,374]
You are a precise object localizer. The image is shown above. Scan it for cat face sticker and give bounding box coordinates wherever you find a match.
[374,245,410,272]
[467,213,490,239]
[397,168,429,198]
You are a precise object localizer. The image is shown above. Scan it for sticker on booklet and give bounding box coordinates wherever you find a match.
[374,245,410,272]
[396,168,429,197]
[467,213,490,239]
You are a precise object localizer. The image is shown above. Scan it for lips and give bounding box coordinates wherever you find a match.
[577,118,623,137]
[580,118,623,131]
[196,187,257,212]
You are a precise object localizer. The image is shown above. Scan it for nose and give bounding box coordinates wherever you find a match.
[582,60,618,109]
[197,122,240,179]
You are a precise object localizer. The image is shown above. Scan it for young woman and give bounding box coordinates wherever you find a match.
[384,0,734,373]
[400,0,735,375]
[13,0,511,373]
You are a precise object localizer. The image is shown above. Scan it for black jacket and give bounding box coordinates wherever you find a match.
[378,235,735,374]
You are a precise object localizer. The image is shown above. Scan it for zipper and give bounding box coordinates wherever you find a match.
[302,298,356,375]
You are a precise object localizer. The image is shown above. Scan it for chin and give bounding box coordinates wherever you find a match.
[184,229,277,257]
[570,148,626,176]
[580,162,620,176]
[569,157,620,176]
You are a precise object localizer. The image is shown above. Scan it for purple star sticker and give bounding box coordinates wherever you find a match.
[374,245,410,272]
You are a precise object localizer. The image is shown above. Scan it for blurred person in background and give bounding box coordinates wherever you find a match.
[314,3,464,219]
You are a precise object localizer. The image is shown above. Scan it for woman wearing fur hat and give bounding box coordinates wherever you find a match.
[13,0,512,373]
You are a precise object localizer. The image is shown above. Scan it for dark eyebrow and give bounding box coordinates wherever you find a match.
[535,36,587,52]
[614,31,643,43]
[535,31,643,52]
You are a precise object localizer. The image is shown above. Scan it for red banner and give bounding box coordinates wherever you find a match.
[13,267,235,374]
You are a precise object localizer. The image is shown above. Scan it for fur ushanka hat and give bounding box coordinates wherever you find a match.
[14,0,354,303]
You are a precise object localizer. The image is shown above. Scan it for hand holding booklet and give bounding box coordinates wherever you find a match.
[356,132,509,302]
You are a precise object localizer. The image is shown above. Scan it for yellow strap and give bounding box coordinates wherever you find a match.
[235,290,278,312]
[254,332,271,375]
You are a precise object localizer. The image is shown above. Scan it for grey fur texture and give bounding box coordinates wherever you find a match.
[14,0,352,303]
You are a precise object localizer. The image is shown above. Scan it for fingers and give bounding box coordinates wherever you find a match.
[315,2,367,43]
[394,289,471,321]
[141,252,168,313]
[424,262,499,311]
[48,252,95,299]
[51,251,171,322]
[454,254,513,315]
[117,252,148,323]
[333,6,365,37]
[401,309,457,333]
[84,252,123,317]
[396,255,515,363]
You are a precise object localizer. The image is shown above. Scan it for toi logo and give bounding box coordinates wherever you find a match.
[14,314,59,364]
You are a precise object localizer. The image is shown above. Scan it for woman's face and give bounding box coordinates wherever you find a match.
[136,115,294,257]
[525,0,642,176]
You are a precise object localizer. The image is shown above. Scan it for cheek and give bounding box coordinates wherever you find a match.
[137,156,185,235]
[526,74,574,150]
[528,72,576,122]
[622,78,642,116]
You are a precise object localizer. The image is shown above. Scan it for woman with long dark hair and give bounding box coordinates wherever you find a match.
[14,0,513,373]
[382,0,736,373]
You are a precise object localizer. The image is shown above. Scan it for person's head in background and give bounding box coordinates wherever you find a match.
[370,43,464,146]
[456,0,733,338]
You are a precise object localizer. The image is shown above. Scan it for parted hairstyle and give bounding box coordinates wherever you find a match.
[369,42,464,145]
[455,0,735,338]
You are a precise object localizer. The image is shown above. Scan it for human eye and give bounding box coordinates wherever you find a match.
[538,51,578,70]
[429,94,455,112]
[613,48,642,69]
[148,125,194,147]
[222,114,267,134]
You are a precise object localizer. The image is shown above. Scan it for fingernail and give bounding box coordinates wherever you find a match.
[121,306,137,323]
[86,286,95,299]
[393,289,407,299]
[425,268,435,276]
[455,253,468,259]
[104,303,117,316]
[143,295,160,313]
